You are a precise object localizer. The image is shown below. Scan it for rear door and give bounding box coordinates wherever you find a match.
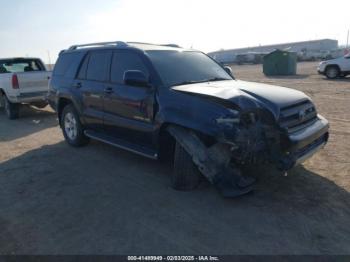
[73,50,112,131]
[103,50,156,147]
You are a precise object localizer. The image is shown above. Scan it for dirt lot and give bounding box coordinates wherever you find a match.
[0,62,350,255]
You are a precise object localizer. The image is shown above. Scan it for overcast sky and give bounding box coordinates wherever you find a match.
[0,0,349,63]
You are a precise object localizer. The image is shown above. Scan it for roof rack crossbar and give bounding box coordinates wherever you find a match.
[68,41,128,50]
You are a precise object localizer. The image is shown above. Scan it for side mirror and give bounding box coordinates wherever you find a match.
[224,66,233,76]
[124,70,149,87]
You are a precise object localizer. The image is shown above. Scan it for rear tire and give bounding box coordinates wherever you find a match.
[61,104,89,147]
[325,66,340,79]
[172,141,202,191]
[4,96,19,120]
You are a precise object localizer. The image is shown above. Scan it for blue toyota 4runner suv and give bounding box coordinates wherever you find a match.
[49,41,329,197]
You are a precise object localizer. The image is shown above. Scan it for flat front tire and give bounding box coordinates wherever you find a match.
[4,96,19,120]
[61,104,89,147]
[172,141,202,191]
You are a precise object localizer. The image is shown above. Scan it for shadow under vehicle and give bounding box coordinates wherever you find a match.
[0,142,350,254]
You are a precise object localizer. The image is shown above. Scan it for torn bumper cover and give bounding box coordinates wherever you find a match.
[168,125,255,198]
[168,114,329,198]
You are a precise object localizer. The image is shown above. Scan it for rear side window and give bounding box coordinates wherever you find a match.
[111,51,149,83]
[54,52,85,78]
[86,51,111,82]
[77,54,90,79]
[54,53,76,76]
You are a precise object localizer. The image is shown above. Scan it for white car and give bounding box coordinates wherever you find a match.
[318,54,350,79]
[0,57,51,119]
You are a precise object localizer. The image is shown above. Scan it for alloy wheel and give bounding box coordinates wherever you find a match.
[64,112,78,140]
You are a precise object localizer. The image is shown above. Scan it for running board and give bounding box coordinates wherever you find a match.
[84,130,158,160]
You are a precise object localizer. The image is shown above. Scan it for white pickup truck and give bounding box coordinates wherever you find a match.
[318,54,350,79]
[0,57,51,119]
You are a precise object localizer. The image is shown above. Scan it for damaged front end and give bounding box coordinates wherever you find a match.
[167,99,329,198]
[167,107,274,197]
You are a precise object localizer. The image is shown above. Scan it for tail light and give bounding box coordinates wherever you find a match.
[12,74,19,89]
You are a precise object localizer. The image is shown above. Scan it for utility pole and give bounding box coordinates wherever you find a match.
[47,50,52,70]
[347,29,349,49]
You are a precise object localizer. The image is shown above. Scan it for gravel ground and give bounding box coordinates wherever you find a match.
[0,62,349,255]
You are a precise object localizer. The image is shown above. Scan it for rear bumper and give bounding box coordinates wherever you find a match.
[9,91,48,103]
[278,115,329,170]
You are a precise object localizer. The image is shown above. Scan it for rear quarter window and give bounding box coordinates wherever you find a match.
[53,52,85,78]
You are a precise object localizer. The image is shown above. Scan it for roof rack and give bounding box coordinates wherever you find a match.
[161,44,181,48]
[127,41,154,45]
[68,41,128,50]
[127,42,182,48]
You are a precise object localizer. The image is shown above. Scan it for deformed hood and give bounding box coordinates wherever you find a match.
[171,80,310,116]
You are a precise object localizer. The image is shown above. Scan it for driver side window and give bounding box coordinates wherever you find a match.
[110,51,149,84]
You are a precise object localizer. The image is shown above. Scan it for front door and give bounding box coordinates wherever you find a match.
[103,50,156,148]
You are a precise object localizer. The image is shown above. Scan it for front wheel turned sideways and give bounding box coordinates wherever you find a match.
[61,104,89,147]
[172,141,202,191]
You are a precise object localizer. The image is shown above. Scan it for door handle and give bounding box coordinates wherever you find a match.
[73,82,82,89]
[104,87,114,94]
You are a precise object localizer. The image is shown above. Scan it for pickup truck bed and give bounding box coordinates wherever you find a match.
[0,58,52,119]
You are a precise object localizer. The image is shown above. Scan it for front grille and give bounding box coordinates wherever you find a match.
[279,100,318,133]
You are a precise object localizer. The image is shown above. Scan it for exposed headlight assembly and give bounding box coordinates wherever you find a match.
[216,109,240,125]
[240,112,258,126]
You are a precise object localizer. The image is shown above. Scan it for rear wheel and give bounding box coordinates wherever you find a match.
[4,96,19,120]
[325,66,340,79]
[172,141,202,191]
[61,104,89,147]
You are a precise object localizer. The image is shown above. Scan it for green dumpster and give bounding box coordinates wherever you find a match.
[263,50,297,76]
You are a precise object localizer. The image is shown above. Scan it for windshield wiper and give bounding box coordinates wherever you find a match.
[206,77,231,82]
[172,80,208,87]
[172,78,230,87]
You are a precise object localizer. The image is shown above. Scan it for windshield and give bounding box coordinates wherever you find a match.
[0,59,44,74]
[146,50,233,87]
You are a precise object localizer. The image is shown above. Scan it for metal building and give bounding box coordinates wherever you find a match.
[208,39,338,64]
